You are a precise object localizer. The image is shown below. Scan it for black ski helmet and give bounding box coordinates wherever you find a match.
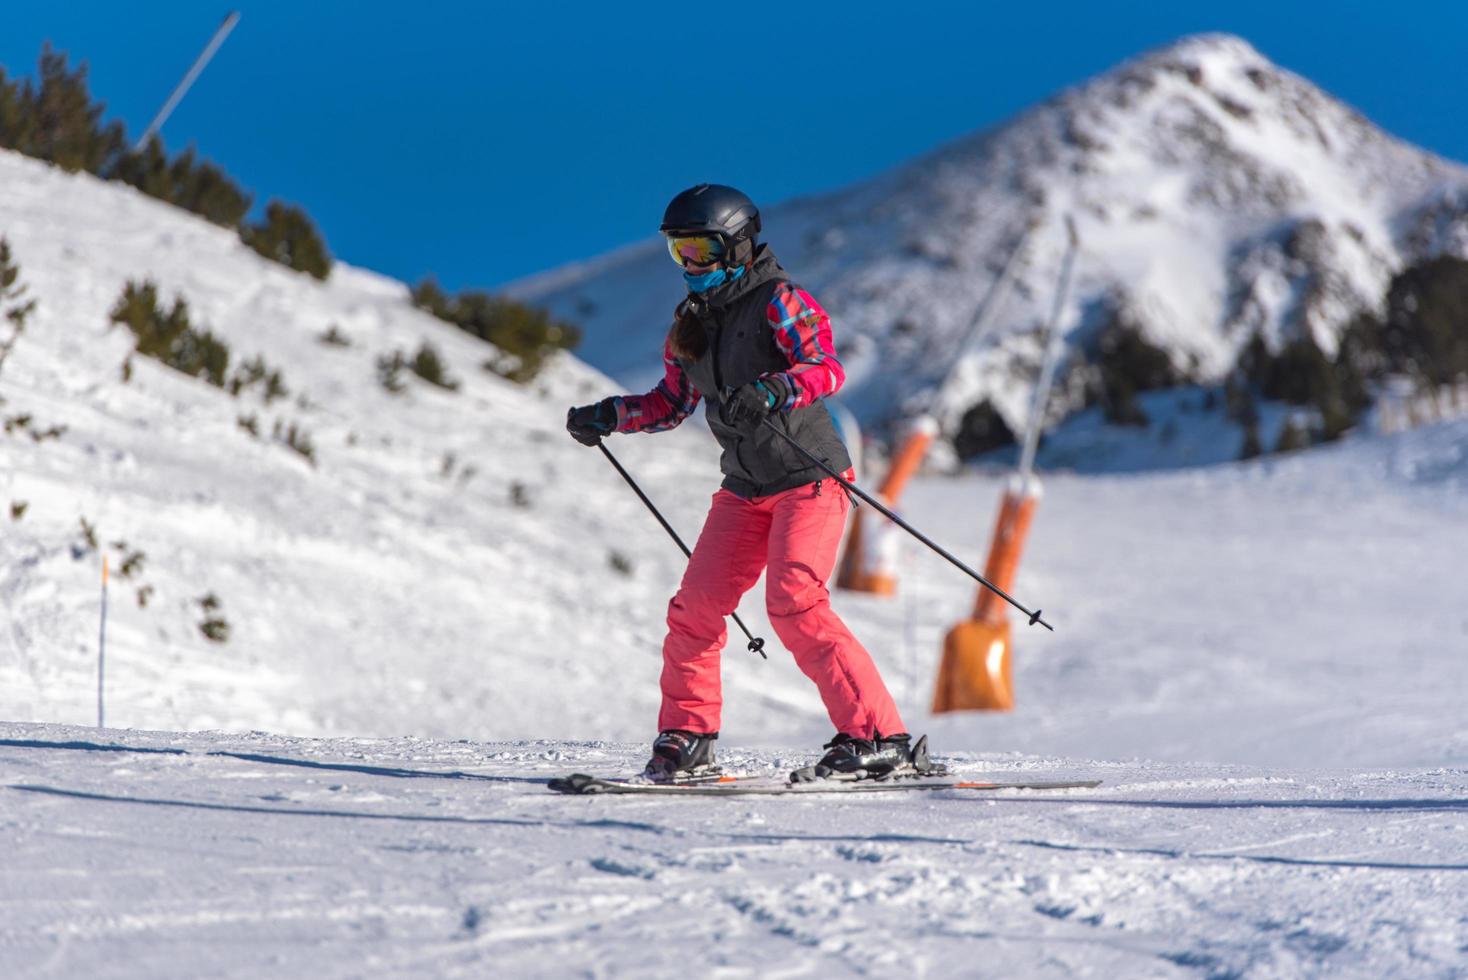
[660,184,761,267]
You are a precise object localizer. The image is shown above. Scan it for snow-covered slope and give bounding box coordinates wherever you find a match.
[2,723,1464,979]
[0,145,725,738]
[510,34,1468,441]
[3,138,1467,778]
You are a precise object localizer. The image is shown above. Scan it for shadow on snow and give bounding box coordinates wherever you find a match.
[6,784,971,846]
[0,736,547,784]
[1015,838,1468,872]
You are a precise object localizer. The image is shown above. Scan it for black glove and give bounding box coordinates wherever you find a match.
[724,375,794,426]
[566,398,618,446]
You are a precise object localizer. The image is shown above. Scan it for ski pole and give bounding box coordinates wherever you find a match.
[758,418,1054,631]
[595,440,768,659]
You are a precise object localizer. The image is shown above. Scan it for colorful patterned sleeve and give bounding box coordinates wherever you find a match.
[763,283,846,410]
[613,339,701,433]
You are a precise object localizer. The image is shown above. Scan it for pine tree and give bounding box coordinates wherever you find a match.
[1379,256,1468,386]
[411,277,452,320]
[411,278,581,383]
[5,43,335,286]
[110,136,171,199]
[0,68,35,152]
[11,45,125,174]
[167,147,252,227]
[242,201,333,280]
[1261,335,1335,407]
[111,138,254,229]
[1091,319,1179,426]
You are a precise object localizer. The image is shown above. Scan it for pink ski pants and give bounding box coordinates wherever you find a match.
[658,472,906,739]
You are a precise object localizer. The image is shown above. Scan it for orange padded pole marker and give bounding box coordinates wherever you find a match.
[973,481,1040,624]
[933,478,1040,713]
[837,415,937,595]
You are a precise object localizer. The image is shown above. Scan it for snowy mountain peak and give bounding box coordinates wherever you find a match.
[1131,31,1281,84]
[512,35,1468,443]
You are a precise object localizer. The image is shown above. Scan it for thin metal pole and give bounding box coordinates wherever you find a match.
[1018,216,1080,482]
[98,556,109,728]
[134,12,241,152]
[596,441,768,659]
[760,418,1054,631]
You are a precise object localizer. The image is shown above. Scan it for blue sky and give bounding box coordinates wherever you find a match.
[4,2,1466,291]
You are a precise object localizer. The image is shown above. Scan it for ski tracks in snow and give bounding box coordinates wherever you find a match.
[1,723,1465,978]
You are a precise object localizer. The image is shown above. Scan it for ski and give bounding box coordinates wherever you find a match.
[547,772,1101,797]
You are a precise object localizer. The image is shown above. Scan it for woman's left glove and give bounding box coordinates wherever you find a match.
[725,375,794,426]
[566,398,618,446]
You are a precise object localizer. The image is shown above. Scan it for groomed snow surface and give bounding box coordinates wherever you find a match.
[2,77,1468,976]
[2,724,1464,979]
[3,429,1467,977]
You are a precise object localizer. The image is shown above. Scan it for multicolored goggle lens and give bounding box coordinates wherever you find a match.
[666,234,726,268]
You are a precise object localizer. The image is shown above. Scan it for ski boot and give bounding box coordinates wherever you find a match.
[790,732,943,783]
[640,729,719,783]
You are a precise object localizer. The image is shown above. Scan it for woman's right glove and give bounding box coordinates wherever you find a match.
[566,398,618,446]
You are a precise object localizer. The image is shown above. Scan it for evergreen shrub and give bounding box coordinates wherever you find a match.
[0,236,37,386]
[412,277,580,383]
[112,137,252,228]
[410,341,459,391]
[1091,319,1181,427]
[1349,256,1468,387]
[241,202,332,280]
[1,46,332,278]
[109,281,231,387]
[0,45,124,174]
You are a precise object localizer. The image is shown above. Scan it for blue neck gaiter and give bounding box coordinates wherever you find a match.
[684,263,746,293]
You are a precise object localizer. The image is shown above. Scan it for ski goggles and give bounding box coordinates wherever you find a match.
[665,233,727,268]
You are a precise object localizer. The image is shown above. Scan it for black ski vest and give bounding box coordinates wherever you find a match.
[677,246,853,498]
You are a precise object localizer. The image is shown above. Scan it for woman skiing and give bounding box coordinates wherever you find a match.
[567,184,929,782]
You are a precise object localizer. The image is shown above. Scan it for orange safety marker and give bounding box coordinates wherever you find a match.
[932,216,1079,714]
[933,477,1040,712]
[836,225,1034,597]
[836,415,937,594]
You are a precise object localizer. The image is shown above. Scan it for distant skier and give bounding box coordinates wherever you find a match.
[567,184,931,782]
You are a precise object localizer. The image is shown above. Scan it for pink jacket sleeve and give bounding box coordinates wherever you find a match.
[763,283,846,410]
[613,338,702,433]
